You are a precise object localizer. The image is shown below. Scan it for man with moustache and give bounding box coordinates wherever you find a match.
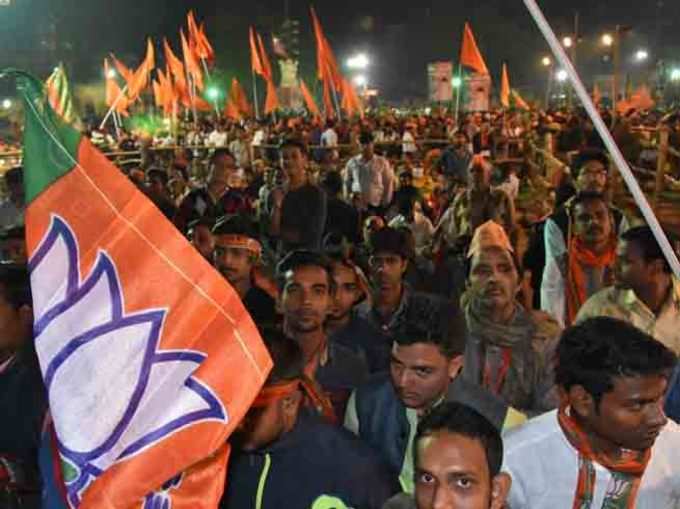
[541,191,617,327]
[503,317,680,508]
[277,250,368,418]
[212,215,277,326]
[462,221,561,416]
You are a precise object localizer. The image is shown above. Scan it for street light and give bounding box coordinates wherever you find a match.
[347,53,369,70]
[106,68,117,79]
[207,87,220,101]
[671,69,680,82]
[562,36,573,48]
[556,69,568,82]
[2,99,12,110]
[635,49,649,62]
[602,33,614,47]
[541,56,552,67]
[451,76,462,88]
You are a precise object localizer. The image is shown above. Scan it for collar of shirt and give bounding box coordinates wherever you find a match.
[619,276,680,317]
[0,354,16,374]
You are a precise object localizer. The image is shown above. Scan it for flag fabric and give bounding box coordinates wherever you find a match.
[511,89,530,110]
[254,31,279,114]
[341,78,363,119]
[126,38,156,103]
[163,38,187,89]
[617,85,655,114]
[322,78,335,119]
[257,33,273,82]
[460,22,489,75]
[45,64,75,124]
[187,11,215,66]
[181,28,204,91]
[104,59,130,117]
[264,80,279,115]
[110,54,134,84]
[310,7,343,90]
[300,79,321,118]
[230,78,252,117]
[249,27,264,76]
[500,63,511,108]
[14,70,272,508]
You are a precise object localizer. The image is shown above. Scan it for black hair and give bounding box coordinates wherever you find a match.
[359,131,375,145]
[275,250,334,292]
[278,137,308,157]
[0,264,32,309]
[556,317,677,407]
[146,168,169,186]
[369,227,413,259]
[187,216,217,234]
[0,226,25,241]
[569,191,608,215]
[212,214,258,239]
[416,402,503,478]
[621,225,675,274]
[261,326,305,385]
[210,148,235,166]
[321,171,343,196]
[5,167,23,185]
[394,296,467,358]
[572,149,609,178]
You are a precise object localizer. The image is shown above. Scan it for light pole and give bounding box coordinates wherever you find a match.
[542,56,553,108]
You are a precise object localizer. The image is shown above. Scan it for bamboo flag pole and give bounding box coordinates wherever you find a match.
[99,84,129,130]
[523,0,680,278]
[252,71,261,120]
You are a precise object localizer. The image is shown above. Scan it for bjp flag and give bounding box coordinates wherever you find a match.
[460,22,489,75]
[500,63,511,108]
[14,70,272,508]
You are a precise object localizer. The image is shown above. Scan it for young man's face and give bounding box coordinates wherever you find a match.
[572,200,612,248]
[280,146,307,182]
[390,342,462,412]
[575,160,607,193]
[415,431,511,509]
[572,374,669,452]
[0,288,31,354]
[281,265,331,334]
[191,225,215,261]
[468,163,491,191]
[370,251,407,292]
[329,262,361,322]
[214,242,254,287]
[468,247,519,313]
[613,239,657,292]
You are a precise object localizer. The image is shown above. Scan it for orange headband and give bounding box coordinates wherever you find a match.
[216,235,262,258]
[251,380,300,407]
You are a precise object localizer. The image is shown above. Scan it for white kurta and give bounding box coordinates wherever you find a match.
[502,410,680,509]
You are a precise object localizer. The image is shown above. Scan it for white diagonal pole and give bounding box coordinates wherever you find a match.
[523,0,680,279]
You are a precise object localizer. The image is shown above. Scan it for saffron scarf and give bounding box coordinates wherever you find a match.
[557,405,650,509]
[566,235,616,325]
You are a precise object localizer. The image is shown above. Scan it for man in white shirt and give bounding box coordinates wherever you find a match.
[402,125,418,157]
[344,131,395,215]
[207,123,228,147]
[321,120,339,161]
[503,316,680,509]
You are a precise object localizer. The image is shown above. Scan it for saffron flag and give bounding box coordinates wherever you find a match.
[511,89,530,110]
[163,38,187,89]
[230,78,252,117]
[264,80,279,115]
[187,11,215,66]
[249,27,264,76]
[45,64,75,124]
[500,63,511,108]
[104,59,130,117]
[341,78,363,119]
[181,28,204,91]
[14,70,272,508]
[460,22,489,75]
[257,33,273,82]
[110,54,134,84]
[126,38,156,103]
[300,79,321,118]
[310,7,343,90]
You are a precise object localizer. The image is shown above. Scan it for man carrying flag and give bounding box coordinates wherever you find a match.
[7,69,272,507]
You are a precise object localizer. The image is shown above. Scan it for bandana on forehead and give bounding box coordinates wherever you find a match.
[216,235,262,258]
[251,380,300,407]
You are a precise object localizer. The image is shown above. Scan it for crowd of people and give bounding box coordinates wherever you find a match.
[2,106,680,509]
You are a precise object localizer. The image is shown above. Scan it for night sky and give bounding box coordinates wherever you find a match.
[0,0,677,101]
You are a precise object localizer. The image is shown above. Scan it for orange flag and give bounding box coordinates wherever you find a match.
[460,22,489,75]
[341,78,364,119]
[257,33,273,82]
[187,11,215,66]
[231,78,252,117]
[249,27,264,76]
[264,80,279,114]
[127,38,156,103]
[300,79,321,118]
[322,78,335,118]
[104,59,129,116]
[164,38,187,88]
[511,89,530,110]
[152,79,163,109]
[225,100,242,120]
[181,28,204,90]
[110,54,134,84]
[310,7,343,90]
[500,63,511,107]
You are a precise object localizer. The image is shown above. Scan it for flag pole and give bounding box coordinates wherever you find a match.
[331,81,342,120]
[523,0,680,279]
[200,57,221,118]
[252,72,261,120]
[454,63,463,122]
[100,84,129,130]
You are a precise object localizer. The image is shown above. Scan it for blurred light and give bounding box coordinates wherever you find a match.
[2,99,12,110]
[602,33,614,47]
[207,87,220,100]
[451,76,462,88]
[541,56,552,67]
[347,53,369,70]
[353,75,367,87]
[635,49,649,62]
[556,69,568,82]
[562,36,573,48]
[106,68,117,79]
[671,69,680,82]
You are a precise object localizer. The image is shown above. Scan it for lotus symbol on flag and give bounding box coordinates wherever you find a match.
[29,215,227,507]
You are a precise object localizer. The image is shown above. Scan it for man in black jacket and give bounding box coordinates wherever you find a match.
[222,331,398,509]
